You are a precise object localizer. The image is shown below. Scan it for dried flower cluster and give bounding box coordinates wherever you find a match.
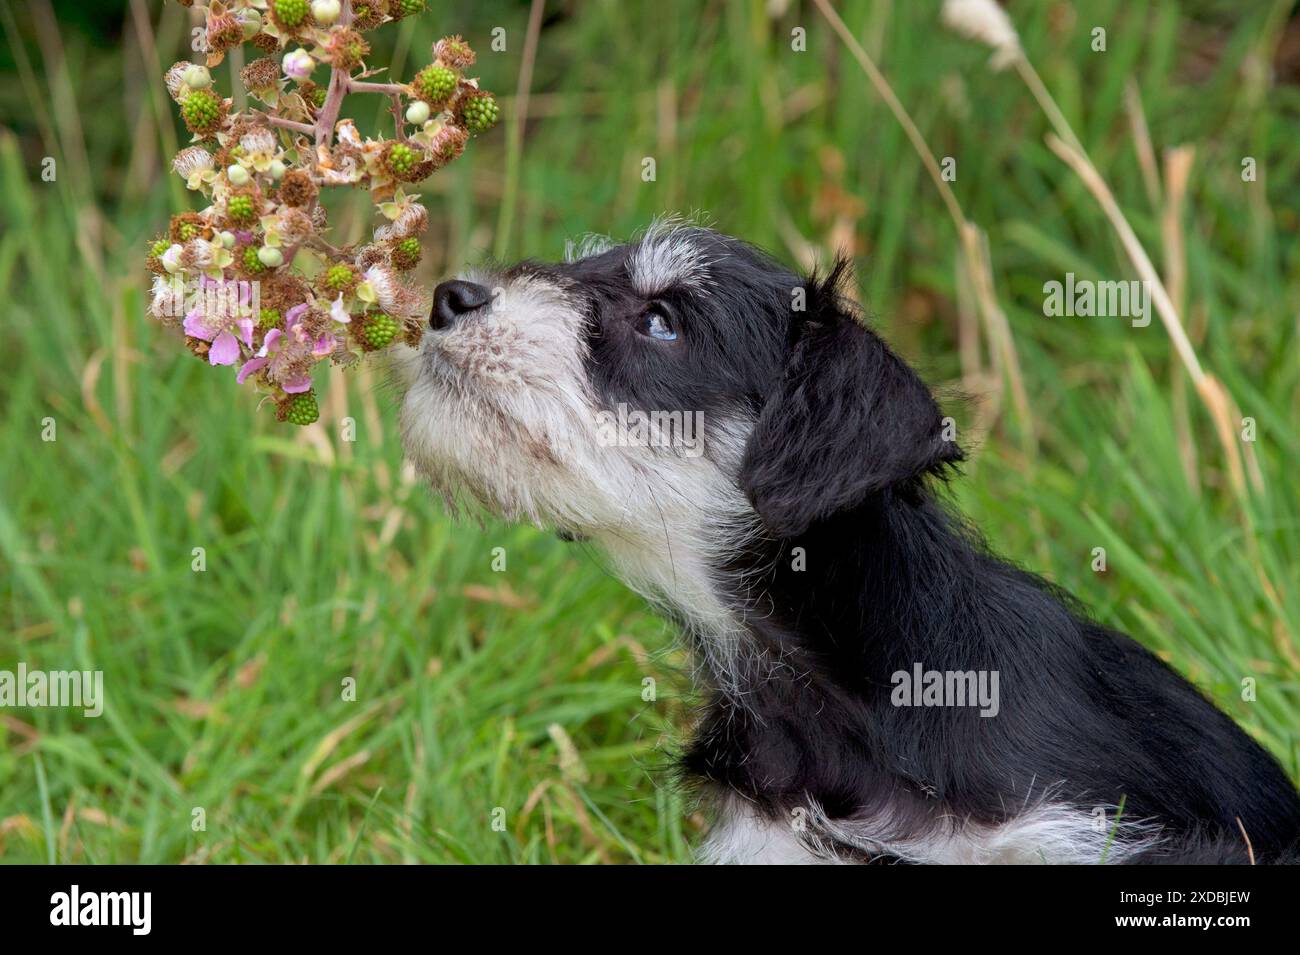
[147,0,498,425]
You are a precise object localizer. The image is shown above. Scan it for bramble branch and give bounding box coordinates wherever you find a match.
[265,114,314,135]
[152,0,498,425]
[347,80,407,96]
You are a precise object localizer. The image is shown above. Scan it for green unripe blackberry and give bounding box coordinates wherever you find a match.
[227,194,257,224]
[272,0,310,28]
[181,88,224,135]
[391,236,421,270]
[460,92,499,134]
[243,245,267,273]
[324,264,355,294]
[259,307,282,329]
[146,237,171,273]
[170,212,206,243]
[395,0,426,17]
[363,314,399,349]
[384,142,420,177]
[283,391,319,426]
[413,65,457,105]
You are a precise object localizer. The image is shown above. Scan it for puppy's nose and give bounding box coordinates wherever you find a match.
[431,280,492,330]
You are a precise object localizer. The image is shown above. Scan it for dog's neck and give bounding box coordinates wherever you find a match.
[592,506,761,697]
[592,479,981,700]
[575,435,1031,714]
[661,488,954,686]
[731,490,974,672]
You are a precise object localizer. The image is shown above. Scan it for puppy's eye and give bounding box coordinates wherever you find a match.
[637,307,678,342]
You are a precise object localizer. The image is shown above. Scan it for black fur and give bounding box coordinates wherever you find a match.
[545,228,1300,863]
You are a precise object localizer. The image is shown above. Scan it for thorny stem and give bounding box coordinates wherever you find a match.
[265,114,314,135]
[387,93,408,142]
[340,81,411,142]
[314,62,350,148]
[347,80,407,96]
[281,215,313,271]
[312,0,353,148]
[201,0,430,156]
[254,2,432,258]
[278,0,407,272]
[307,235,349,257]
[308,7,411,146]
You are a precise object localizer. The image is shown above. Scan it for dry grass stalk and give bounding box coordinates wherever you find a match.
[1046,134,1256,497]
[811,0,1036,451]
[943,0,1262,500]
[1124,80,1163,210]
[1160,144,1200,494]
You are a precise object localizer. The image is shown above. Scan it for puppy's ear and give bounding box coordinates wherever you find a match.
[739,261,961,538]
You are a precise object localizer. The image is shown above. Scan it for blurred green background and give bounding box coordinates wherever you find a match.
[0,0,1297,863]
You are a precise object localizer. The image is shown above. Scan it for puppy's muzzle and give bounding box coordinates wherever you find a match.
[430,279,493,330]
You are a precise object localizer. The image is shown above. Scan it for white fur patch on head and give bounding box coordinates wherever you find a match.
[628,218,715,297]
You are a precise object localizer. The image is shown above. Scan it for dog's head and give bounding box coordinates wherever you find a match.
[398,221,960,545]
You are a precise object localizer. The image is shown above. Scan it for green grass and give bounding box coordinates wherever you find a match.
[0,0,1297,863]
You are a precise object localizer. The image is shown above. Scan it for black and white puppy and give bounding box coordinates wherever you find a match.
[398,221,1300,864]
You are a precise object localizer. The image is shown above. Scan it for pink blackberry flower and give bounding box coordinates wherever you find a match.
[236,302,316,392]
[183,308,255,367]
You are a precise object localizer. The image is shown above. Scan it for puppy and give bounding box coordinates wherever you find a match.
[398,221,1300,864]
